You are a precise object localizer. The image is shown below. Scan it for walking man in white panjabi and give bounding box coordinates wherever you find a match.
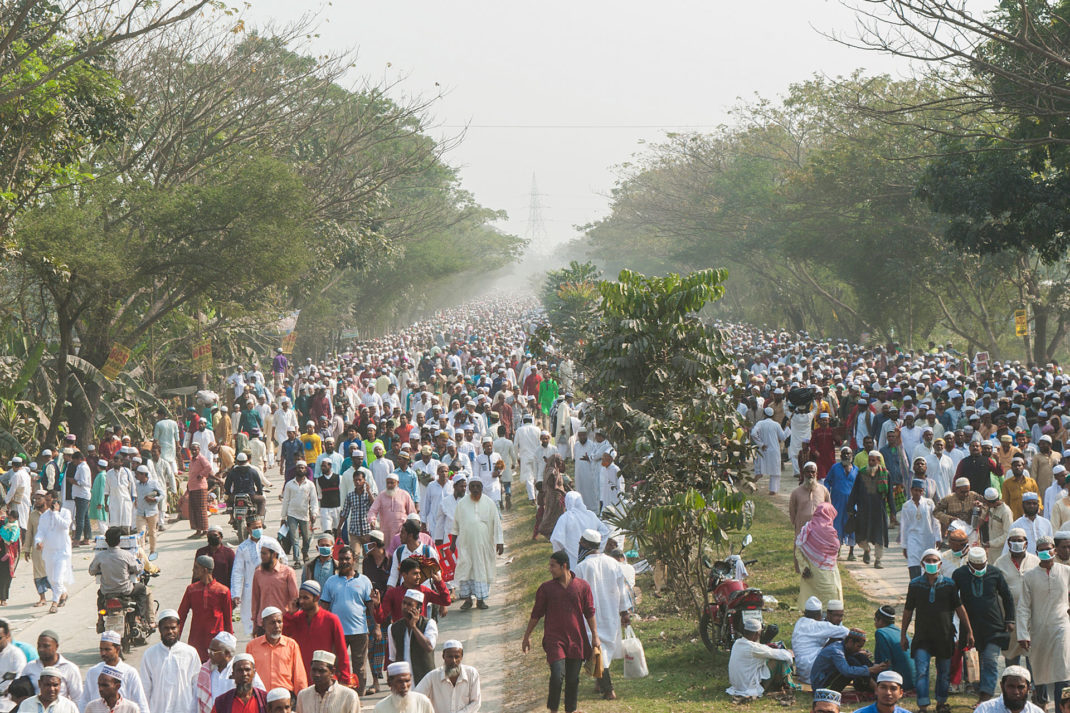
[572,529,630,702]
[450,480,503,611]
[571,427,600,512]
[513,414,541,503]
[751,407,787,495]
[35,491,73,613]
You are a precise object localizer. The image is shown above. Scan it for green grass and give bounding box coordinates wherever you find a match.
[501,495,976,713]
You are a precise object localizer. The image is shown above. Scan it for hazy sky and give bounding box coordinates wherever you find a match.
[245,1,911,249]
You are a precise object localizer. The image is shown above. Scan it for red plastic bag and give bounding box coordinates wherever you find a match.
[436,542,457,583]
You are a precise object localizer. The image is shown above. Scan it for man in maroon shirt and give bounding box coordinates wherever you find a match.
[375,558,451,623]
[522,551,599,713]
[282,580,353,684]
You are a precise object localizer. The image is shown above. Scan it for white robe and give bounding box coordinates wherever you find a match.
[790,618,849,683]
[725,637,794,698]
[1018,563,1070,685]
[572,438,600,512]
[750,418,786,477]
[434,494,461,545]
[598,463,623,514]
[450,495,503,587]
[899,497,942,567]
[105,467,136,528]
[549,492,610,569]
[81,660,150,713]
[6,467,30,528]
[787,412,813,474]
[1006,515,1054,555]
[230,537,262,637]
[34,508,73,592]
[994,551,1040,660]
[925,452,955,500]
[573,552,630,666]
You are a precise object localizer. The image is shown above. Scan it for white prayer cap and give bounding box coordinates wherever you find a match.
[135,465,149,474]
[967,547,987,565]
[826,599,844,611]
[818,412,829,419]
[1056,464,1068,476]
[157,608,180,624]
[385,471,399,482]
[802,461,817,471]
[1003,665,1031,682]
[442,639,463,651]
[1022,492,1040,502]
[540,430,550,437]
[404,588,425,603]
[954,477,970,489]
[212,631,237,652]
[1041,435,1053,443]
[877,670,904,686]
[266,688,291,703]
[261,606,282,619]
[1009,527,1027,538]
[236,452,248,462]
[742,618,762,632]
[922,427,933,435]
[99,665,124,683]
[295,460,307,467]
[581,528,602,544]
[763,407,774,416]
[407,513,422,522]
[868,450,881,458]
[9,457,21,464]
[98,459,109,467]
[232,653,254,665]
[804,596,822,612]
[40,449,51,457]
[387,661,412,677]
[101,631,122,645]
[311,650,336,665]
[1055,531,1070,541]
[1011,455,1025,463]
[259,537,284,557]
[921,548,942,561]
[984,487,999,501]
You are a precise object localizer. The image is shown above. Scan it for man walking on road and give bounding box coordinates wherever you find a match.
[522,551,599,713]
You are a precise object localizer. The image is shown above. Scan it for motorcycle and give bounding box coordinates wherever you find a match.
[94,533,158,653]
[231,492,252,541]
[699,534,777,651]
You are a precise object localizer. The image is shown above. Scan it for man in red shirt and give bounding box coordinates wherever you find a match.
[375,558,451,623]
[522,550,599,713]
[178,555,234,662]
[282,580,352,684]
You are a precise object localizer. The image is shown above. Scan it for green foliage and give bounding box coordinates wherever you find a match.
[540,261,601,353]
[576,268,753,612]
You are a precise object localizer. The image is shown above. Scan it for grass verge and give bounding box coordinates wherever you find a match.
[501,493,976,713]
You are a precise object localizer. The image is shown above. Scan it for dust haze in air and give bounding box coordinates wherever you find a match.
[245,0,911,288]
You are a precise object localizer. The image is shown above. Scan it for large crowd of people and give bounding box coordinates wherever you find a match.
[729,324,1070,713]
[0,298,641,713]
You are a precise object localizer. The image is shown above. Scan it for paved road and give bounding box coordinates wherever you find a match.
[5,471,512,711]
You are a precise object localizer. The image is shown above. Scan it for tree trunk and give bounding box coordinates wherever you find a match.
[43,313,73,446]
[1034,303,1050,365]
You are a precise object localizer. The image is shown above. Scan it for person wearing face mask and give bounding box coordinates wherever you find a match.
[232,516,264,637]
[902,548,973,713]
[195,524,236,588]
[951,547,1016,704]
[900,478,942,580]
[1008,492,1053,554]
[993,528,1038,666]
[1017,536,1070,706]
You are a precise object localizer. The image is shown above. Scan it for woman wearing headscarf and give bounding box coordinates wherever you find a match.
[549,491,610,568]
[0,507,19,606]
[795,502,843,610]
[534,455,568,539]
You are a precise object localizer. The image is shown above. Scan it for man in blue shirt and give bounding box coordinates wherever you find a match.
[810,628,886,693]
[873,605,915,691]
[852,670,913,713]
[393,452,420,504]
[320,546,377,694]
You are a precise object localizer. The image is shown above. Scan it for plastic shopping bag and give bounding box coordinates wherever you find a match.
[621,626,648,679]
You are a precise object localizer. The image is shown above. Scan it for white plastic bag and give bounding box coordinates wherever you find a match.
[621,626,648,679]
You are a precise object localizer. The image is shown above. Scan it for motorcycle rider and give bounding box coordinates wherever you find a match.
[88,526,150,628]
[223,453,265,519]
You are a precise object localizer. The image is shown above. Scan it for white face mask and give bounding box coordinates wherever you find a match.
[1009,540,1027,554]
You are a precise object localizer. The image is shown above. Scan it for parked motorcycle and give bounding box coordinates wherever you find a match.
[699,534,777,651]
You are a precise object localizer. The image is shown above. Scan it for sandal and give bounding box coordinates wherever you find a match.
[49,604,57,614]
[59,594,67,607]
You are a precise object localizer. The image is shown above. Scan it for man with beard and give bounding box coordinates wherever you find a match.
[178,555,233,662]
[195,524,236,590]
[974,666,1042,713]
[1002,457,1040,520]
[451,480,504,611]
[846,451,898,569]
[210,655,267,713]
[980,488,1015,563]
[375,662,433,713]
[957,440,998,499]
[79,631,151,713]
[369,473,417,554]
[283,582,352,684]
[251,538,298,636]
[1033,435,1062,495]
[414,641,481,712]
[934,478,984,538]
[246,607,307,693]
[141,609,200,713]
[789,462,831,535]
[296,651,360,713]
[1017,536,1070,705]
